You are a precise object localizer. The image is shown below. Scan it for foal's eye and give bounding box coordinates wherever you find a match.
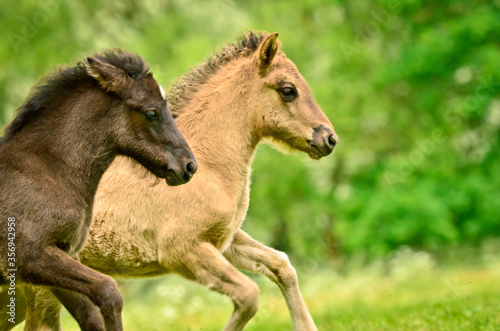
[145,110,158,120]
[278,86,298,102]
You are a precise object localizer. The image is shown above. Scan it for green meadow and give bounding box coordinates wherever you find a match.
[21,244,497,330]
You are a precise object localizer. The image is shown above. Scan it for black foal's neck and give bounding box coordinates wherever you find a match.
[11,86,118,202]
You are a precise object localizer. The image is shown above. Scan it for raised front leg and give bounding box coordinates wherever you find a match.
[12,245,123,331]
[223,230,318,331]
[174,242,260,331]
[19,285,105,331]
[21,253,105,331]
[51,288,105,331]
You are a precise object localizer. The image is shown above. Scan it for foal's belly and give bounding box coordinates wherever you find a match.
[80,236,168,277]
[82,253,168,277]
[80,216,168,277]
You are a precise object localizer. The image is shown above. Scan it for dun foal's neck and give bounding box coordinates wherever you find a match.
[175,66,260,195]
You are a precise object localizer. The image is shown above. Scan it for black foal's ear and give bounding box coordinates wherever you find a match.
[85,56,130,94]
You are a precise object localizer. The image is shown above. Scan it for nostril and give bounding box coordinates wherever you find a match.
[185,161,197,177]
[328,134,338,148]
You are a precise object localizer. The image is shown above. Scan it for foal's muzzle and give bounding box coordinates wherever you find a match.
[164,150,197,186]
[308,125,338,160]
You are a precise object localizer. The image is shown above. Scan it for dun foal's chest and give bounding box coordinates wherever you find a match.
[214,179,251,253]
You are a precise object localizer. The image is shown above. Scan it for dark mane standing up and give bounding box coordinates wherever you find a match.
[2,49,150,140]
[167,31,273,116]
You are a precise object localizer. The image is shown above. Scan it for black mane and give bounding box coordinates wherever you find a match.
[3,49,150,139]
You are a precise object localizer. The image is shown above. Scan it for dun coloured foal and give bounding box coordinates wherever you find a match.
[17,31,338,330]
[0,50,196,331]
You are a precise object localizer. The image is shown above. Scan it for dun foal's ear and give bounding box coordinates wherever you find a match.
[258,32,280,71]
[85,56,131,94]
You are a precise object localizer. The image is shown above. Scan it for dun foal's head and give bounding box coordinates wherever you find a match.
[86,51,196,185]
[251,33,338,159]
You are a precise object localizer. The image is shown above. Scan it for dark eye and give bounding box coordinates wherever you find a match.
[145,109,158,120]
[278,86,297,102]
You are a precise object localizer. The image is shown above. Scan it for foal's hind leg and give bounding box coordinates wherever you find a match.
[0,285,26,331]
[16,245,123,331]
[173,242,260,331]
[223,230,318,331]
[23,285,61,331]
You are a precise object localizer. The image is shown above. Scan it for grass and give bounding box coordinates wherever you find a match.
[13,246,500,330]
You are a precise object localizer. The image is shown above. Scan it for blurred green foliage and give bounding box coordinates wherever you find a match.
[1,0,499,260]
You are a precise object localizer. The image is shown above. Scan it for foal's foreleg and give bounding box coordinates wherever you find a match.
[21,286,105,331]
[174,242,260,331]
[51,288,105,331]
[16,245,123,331]
[223,230,318,331]
[22,253,105,331]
